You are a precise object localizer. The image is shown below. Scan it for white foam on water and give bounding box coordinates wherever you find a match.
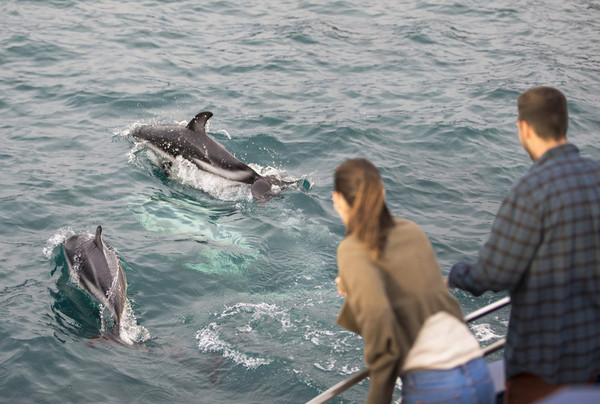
[117,299,151,345]
[469,322,501,342]
[305,328,335,347]
[127,141,147,166]
[195,322,273,370]
[113,122,142,141]
[219,302,293,330]
[248,163,293,180]
[97,298,150,345]
[195,302,298,369]
[313,358,336,371]
[43,227,75,259]
[340,364,361,376]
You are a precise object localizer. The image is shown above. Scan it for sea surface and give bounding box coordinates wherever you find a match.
[1,0,599,402]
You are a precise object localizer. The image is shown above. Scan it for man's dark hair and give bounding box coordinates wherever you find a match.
[517,86,568,141]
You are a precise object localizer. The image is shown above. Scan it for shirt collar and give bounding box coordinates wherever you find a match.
[534,143,579,167]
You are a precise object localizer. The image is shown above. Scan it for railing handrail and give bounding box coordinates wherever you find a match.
[464,296,511,323]
[306,296,511,404]
[305,368,370,404]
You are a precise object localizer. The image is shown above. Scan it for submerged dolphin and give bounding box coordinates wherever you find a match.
[63,226,128,340]
[132,111,288,200]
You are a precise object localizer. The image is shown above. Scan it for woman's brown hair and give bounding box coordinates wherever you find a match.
[334,158,394,258]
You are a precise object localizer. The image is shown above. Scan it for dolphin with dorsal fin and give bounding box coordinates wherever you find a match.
[63,226,128,341]
[132,111,291,201]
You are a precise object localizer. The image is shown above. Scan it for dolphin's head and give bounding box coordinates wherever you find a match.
[251,178,277,202]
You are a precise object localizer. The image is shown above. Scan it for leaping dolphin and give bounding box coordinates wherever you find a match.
[132,111,289,201]
[63,226,128,341]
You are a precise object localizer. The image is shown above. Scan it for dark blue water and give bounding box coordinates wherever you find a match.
[1,1,599,402]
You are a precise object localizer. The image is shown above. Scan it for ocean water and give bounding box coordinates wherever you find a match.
[1,0,599,402]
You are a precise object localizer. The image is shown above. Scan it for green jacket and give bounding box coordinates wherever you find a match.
[337,217,464,403]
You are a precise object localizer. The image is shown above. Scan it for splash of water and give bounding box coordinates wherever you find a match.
[43,227,74,259]
[219,302,293,330]
[117,299,151,345]
[170,156,254,201]
[195,322,273,369]
[469,322,501,342]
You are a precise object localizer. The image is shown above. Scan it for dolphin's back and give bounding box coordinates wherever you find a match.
[63,226,127,332]
[132,112,262,184]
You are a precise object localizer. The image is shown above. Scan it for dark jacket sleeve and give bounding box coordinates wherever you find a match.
[449,183,541,295]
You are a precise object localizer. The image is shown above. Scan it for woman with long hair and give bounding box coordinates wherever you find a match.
[332,158,494,403]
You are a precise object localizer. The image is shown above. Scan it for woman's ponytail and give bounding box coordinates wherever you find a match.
[335,159,394,258]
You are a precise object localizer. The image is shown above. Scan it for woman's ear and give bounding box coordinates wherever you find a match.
[332,191,343,213]
[332,191,350,225]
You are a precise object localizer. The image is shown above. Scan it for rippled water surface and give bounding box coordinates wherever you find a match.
[1,0,599,402]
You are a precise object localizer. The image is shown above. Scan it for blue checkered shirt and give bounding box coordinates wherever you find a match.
[449,143,600,384]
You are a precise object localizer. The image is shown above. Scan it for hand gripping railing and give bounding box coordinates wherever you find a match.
[306,296,511,404]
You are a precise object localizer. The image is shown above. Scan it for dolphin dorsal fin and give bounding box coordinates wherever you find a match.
[186,111,213,133]
[94,226,103,250]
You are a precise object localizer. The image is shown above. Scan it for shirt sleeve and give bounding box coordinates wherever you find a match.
[337,240,402,403]
[449,183,542,295]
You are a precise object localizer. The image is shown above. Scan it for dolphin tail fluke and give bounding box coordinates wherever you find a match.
[94,226,103,250]
[186,111,213,133]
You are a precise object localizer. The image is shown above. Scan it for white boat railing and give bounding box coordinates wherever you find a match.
[306,296,511,404]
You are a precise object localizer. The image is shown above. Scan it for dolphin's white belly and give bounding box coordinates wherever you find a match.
[193,158,254,182]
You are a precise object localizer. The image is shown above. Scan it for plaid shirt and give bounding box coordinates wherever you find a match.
[449,143,600,384]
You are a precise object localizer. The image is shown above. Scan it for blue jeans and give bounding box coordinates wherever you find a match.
[401,357,495,404]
